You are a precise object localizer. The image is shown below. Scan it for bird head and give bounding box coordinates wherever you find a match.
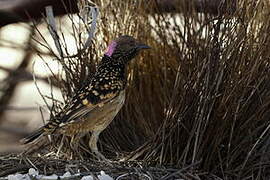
[104,35,150,63]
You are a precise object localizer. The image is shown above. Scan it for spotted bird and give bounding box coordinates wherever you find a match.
[22,35,150,160]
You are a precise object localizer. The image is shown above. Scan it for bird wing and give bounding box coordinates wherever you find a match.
[57,77,124,126]
[51,57,126,129]
[62,90,119,124]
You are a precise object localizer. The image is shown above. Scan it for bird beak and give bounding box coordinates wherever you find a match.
[137,43,151,49]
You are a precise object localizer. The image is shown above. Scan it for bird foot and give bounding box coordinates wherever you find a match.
[92,150,113,166]
[93,150,107,160]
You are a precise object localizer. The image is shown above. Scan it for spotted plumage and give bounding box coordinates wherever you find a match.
[22,35,150,160]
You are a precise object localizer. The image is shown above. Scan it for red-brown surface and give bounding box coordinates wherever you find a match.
[0,0,79,27]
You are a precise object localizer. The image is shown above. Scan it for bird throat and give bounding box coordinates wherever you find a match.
[105,41,117,57]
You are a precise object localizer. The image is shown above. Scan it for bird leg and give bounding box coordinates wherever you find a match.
[89,130,108,161]
[70,133,85,159]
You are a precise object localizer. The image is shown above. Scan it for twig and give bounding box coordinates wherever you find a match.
[116,172,152,180]
[63,4,99,58]
[239,122,270,176]
[25,157,39,171]
[0,105,43,111]
[32,61,51,113]
[83,6,99,50]
[45,6,64,58]
[159,161,201,180]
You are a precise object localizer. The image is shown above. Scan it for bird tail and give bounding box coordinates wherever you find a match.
[20,125,52,154]
[21,120,61,154]
[21,126,45,144]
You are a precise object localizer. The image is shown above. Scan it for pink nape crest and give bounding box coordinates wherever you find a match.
[105,41,117,57]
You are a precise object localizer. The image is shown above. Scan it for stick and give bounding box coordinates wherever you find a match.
[45,6,64,58]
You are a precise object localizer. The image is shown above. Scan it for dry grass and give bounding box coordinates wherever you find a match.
[12,0,270,179]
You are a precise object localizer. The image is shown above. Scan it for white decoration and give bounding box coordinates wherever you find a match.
[62,172,71,178]
[28,168,39,176]
[97,171,113,180]
[81,175,94,180]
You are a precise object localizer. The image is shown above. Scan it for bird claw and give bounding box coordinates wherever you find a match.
[93,150,106,160]
[92,150,113,166]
